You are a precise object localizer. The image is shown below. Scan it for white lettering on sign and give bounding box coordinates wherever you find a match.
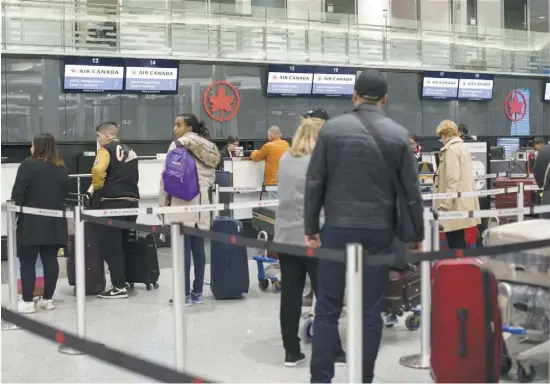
[269,72,313,84]
[313,74,356,85]
[423,77,459,88]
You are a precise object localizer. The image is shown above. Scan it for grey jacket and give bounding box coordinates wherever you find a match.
[304,103,423,236]
[274,151,324,246]
[159,132,220,230]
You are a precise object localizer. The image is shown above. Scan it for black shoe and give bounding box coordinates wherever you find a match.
[335,351,346,366]
[97,287,128,299]
[284,352,306,367]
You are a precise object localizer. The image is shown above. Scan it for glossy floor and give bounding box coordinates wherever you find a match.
[2,258,549,383]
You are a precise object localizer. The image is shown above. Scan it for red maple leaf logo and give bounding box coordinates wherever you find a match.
[209,87,234,113]
[507,95,524,115]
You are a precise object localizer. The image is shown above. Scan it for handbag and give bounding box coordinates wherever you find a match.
[351,112,423,259]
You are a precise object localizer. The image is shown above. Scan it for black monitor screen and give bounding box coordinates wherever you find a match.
[311,67,356,98]
[63,57,124,93]
[266,65,314,97]
[458,73,494,100]
[422,71,459,100]
[496,137,520,159]
[124,58,179,94]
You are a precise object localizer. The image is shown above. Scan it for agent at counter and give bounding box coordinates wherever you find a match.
[217,135,240,170]
[250,126,289,199]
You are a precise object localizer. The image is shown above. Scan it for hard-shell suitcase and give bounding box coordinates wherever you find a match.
[67,222,106,295]
[210,217,250,300]
[125,233,160,290]
[383,266,421,315]
[431,258,503,383]
[493,177,537,209]
[252,207,275,237]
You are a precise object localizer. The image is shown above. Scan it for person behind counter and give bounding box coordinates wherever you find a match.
[217,135,240,170]
[435,120,480,249]
[409,134,422,162]
[160,113,220,306]
[250,126,289,199]
[11,133,69,313]
[91,122,140,299]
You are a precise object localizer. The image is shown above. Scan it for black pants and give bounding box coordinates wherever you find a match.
[446,229,466,250]
[279,253,318,356]
[19,245,59,302]
[97,199,138,289]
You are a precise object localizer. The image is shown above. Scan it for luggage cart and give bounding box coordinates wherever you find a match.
[252,231,280,292]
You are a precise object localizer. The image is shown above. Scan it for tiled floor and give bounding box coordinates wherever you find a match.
[2,257,549,383]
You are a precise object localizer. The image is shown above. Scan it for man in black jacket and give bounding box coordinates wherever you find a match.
[91,122,140,299]
[304,70,424,383]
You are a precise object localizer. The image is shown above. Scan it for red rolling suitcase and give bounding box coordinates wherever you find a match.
[431,259,503,383]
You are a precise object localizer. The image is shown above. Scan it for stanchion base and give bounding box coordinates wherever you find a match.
[58,344,84,355]
[399,353,430,369]
[1,320,20,331]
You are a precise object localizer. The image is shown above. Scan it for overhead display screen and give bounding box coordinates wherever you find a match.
[422,71,459,100]
[124,59,179,94]
[312,67,356,98]
[458,73,494,100]
[545,83,550,101]
[63,57,124,93]
[496,137,520,159]
[266,65,314,97]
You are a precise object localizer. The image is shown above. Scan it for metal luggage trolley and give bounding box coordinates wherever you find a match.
[482,219,550,383]
[252,231,281,292]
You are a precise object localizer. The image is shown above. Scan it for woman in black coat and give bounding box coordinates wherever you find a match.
[11,133,69,314]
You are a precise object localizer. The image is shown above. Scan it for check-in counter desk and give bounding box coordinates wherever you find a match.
[221,157,265,220]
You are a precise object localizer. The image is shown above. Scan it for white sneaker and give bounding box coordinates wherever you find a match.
[37,298,55,310]
[18,300,36,314]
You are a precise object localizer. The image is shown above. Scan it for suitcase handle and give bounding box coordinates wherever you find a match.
[457,308,469,357]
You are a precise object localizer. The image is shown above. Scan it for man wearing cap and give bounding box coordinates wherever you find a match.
[304,70,424,383]
[302,108,330,121]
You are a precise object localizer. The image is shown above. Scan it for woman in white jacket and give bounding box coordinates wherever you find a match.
[160,113,220,306]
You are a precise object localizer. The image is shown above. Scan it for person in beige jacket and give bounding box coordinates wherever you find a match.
[434,119,481,249]
[159,113,220,306]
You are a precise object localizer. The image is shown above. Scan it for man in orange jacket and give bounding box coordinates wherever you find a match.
[250,125,289,199]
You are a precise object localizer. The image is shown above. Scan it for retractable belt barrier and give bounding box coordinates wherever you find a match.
[1,308,211,383]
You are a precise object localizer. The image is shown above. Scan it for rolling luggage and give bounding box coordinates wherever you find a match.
[210,217,249,300]
[383,266,421,316]
[431,259,503,383]
[493,177,537,210]
[67,222,106,295]
[125,233,160,290]
[251,207,275,236]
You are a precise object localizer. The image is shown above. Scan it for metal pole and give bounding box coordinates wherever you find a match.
[58,206,85,355]
[212,184,220,218]
[517,182,524,222]
[346,243,363,383]
[2,201,20,330]
[77,176,82,206]
[171,223,187,371]
[400,215,433,369]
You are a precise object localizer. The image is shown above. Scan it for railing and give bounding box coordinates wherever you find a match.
[2,0,549,75]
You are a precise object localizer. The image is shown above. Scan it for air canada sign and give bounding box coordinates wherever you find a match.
[203,81,241,123]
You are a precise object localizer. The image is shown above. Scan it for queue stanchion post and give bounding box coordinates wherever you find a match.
[77,176,82,206]
[346,243,363,383]
[171,223,187,371]
[517,182,524,222]
[212,184,220,217]
[399,215,433,369]
[2,201,20,331]
[58,206,86,355]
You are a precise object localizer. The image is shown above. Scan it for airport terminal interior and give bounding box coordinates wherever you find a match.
[1,0,550,382]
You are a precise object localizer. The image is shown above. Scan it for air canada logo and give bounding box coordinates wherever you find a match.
[203,81,240,123]
[505,90,527,122]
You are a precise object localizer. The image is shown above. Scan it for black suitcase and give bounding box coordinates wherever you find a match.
[67,222,106,295]
[125,233,160,290]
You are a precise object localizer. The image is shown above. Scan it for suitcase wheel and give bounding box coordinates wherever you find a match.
[271,280,281,293]
[501,355,513,376]
[301,317,314,343]
[125,283,135,290]
[258,279,269,291]
[517,363,536,383]
[153,282,159,289]
[405,314,420,331]
[146,284,152,291]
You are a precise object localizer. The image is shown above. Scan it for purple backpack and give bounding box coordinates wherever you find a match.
[162,140,200,201]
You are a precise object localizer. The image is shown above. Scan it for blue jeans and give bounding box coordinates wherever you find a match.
[310,226,393,383]
[184,235,206,296]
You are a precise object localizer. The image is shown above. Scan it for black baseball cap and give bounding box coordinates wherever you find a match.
[354,70,387,101]
[303,108,330,120]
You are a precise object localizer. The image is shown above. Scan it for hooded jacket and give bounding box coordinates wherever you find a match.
[159,132,221,230]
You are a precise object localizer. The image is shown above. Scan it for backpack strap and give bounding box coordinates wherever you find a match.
[174,140,184,148]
